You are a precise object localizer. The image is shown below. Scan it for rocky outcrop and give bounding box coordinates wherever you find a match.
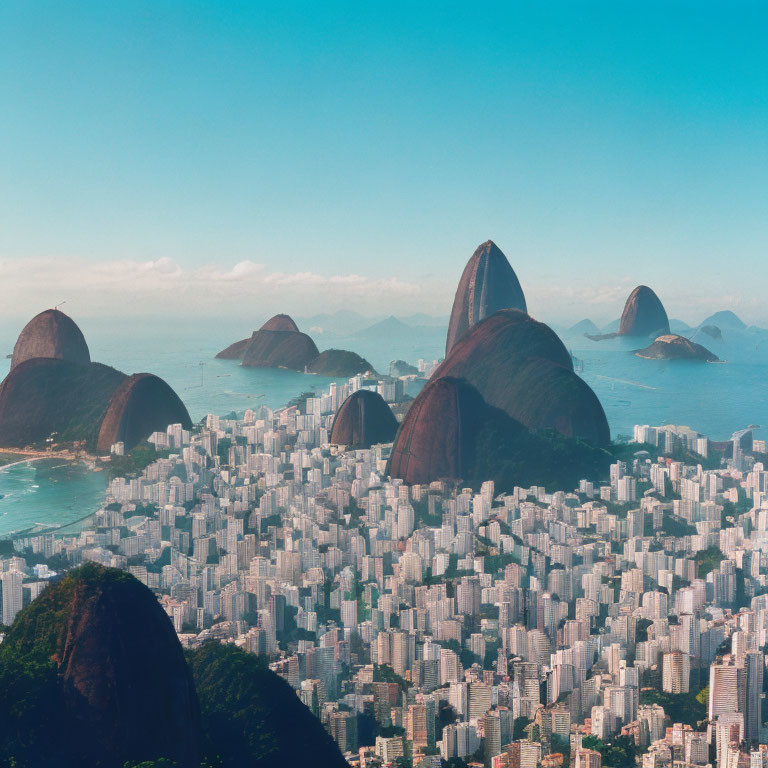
[388,309,610,488]
[387,374,610,491]
[440,308,573,381]
[487,356,611,445]
[97,373,192,452]
[216,315,303,360]
[0,358,126,448]
[215,338,251,359]
[259,314,300,332]
[387,376,491,485]
[446,240,527,354]
[241,329,320,370]
[390,359,419,377]
[0,564,200,768]
[431,309,609,446]
[0,312,192,451]
[307,349,375,377]
[330,390,398,448]
[619,286,670,337]
[635,334,720,362]
[10,308,91,370]
[217,314,375,375]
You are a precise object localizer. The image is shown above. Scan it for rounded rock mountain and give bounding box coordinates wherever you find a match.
[0,564,200,768]
[446,240,527,354]
[97,372,193,452]
[330,389,398,449]
[0,358,126,448]
[307,349,375,377]
[433,309,610,446]
[619,285,670,337]
[241,329,320,370]
[10,308,91,370]
[259,313,300,332]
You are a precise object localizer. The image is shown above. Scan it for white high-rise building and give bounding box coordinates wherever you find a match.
[662,652,690,694]
[1,570,23,625]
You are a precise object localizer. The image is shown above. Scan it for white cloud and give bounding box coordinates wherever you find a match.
[0,256,448,320]
[0,256,763,327]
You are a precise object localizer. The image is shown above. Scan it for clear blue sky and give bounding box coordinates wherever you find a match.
[0,1,766,322]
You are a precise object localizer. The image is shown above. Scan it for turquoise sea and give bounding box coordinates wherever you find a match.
[0,459,109,538]
[0,315,767,538]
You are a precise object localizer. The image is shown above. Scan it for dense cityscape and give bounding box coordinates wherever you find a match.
[2,363,766,768]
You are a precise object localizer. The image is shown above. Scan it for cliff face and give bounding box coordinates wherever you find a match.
[10,308,91,370]
[307,349,375,377]
[446,241,527,354]
[387,374,609,490]
[439,309,573,388]
[96,372,193,452]
[0,358,126,448]
[635,334,720,362]
[388,376,490,485]
[0,565,200,768]
[492,357,610,445]
[619,286,670,337]
[330,389,398,449]
[241,329,320,370]
[216,337,251,359]
[431,310,609,446]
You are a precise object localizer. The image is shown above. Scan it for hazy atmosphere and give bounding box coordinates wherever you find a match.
[1,2,767,324]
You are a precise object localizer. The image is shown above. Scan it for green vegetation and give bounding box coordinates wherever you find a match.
[187,642,347,768]
[108,442,170,479]
[285,390,317,414]
[0,359,126,450]
[0,453,27,468]
[307,349,375,377]
[471,421,612,494]
[373,663,411,692]
[513,716,531,741]
[582,735,636,768]
[660,512,697,538]
[695,546,725,578]
[639,688,707,728]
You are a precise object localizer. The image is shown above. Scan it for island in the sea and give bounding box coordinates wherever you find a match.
[217,314,374,377]
[635,334,720,362]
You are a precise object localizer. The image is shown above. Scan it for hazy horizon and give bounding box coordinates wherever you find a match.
[1,2,767,325]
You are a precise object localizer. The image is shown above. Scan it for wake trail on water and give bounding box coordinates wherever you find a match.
[593,375,658,391]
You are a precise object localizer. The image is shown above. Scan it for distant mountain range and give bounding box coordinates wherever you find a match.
[564,310,753,338]
[295,310,449,339]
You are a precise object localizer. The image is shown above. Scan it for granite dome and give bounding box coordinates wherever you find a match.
[241,329,320,370]
[446,240,527,354]
[388,376,489,485]
[259,313,300,332]
[330,390,398,449]
[619,285,670,337]
[97,372,193,452]
[10,308,91,370]
[433,309,610,446]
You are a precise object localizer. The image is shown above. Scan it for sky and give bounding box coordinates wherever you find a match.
[0,1,766,325]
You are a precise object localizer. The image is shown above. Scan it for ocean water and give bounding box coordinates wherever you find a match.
[0,459,109,537]
[1,316,767,538]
